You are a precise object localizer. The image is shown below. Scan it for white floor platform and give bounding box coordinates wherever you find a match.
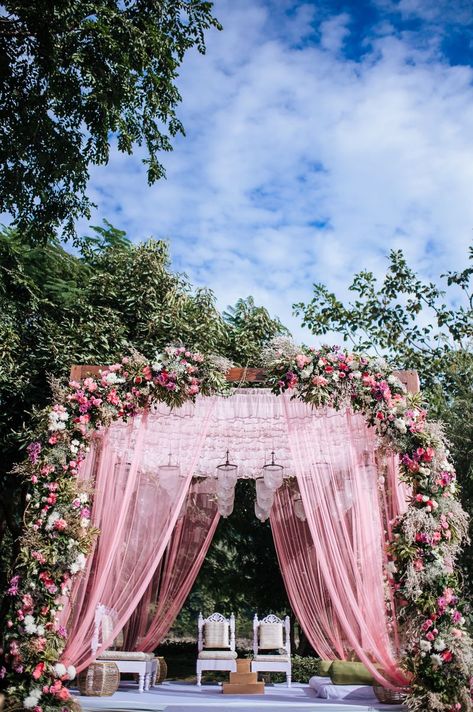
[73,681,406,712]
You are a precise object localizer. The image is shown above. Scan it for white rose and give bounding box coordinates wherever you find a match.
[394,418,407,433]
[54,663,67,677]
[67,665,77,680]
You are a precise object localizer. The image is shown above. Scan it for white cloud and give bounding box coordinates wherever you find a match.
[85,0,473,345]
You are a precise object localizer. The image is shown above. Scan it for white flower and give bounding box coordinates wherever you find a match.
[67,665,76,680]
[386,561,397,574]
[79,493,89,503]
[31,688,42,700]
[430,654,443,667]
[36,624,45,636]
[54,663,67,677]
[352,370,362,379]
[46,511,60,531]
[23,696,37,708]
[58,411,69,422]
[420,640,432,652]
[105,372,119,384]
[80,517,90,528]
[434,639,446,652]
[24,623,37,635]
[394,418,407,433]
[24,615,35,626]
[387,374,397,385]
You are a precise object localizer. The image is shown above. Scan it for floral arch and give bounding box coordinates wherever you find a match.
[1,343,472,712]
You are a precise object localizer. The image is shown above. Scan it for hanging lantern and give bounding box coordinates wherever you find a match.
[255,477,274,509]
[254,500,270,522]
[216,451,237,516]
[262,451,284,490]
[293,493,306,522]
[158,453,181,496]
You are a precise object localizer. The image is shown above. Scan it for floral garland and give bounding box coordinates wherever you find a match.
[263,338,472,712]
[0,347,230,711]
[1,341,472,712]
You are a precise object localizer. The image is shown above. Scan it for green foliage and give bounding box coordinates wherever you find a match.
[294,245,473,592]
[173,479,291,640]
[223,296,291,367]
[291,655,323,682]
[0,223,291,603]
[0,0,221,244]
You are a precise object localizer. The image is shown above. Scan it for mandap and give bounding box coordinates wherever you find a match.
[1,341,472,712]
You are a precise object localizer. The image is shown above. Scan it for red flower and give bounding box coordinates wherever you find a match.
[441,650,453,663]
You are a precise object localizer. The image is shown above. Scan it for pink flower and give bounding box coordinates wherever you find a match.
[421,620,433,631]
[312,375,328,386]
[53,518,67,531]
[425,632,435,641]
[187,384,199,396]
[80,507,91,519]
[33,662,45,679]
[295,354,311,369]
[83,377,98,392]
[7,575,20,595]
[452,610,463,623]
[451,628,463,638]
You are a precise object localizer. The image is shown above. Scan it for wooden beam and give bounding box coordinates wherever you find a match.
[69,364,420,394]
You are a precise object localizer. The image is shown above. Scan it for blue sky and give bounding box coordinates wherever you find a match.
[84,0,473,342]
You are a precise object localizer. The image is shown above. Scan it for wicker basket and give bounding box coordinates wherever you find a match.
[77,661,120,696]
[373,684,409,704]
[156,656,167,684]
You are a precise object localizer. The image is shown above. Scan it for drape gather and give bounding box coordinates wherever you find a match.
[121,479,219,652]
[276,402,409,687]
[61,398,216,672]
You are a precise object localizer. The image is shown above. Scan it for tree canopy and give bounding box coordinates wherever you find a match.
[295,246,473,592]
[0,0,220,244]
[0,222,289,599]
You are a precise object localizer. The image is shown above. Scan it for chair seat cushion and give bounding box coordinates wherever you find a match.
[97,650,154,661]
[198,650,238,660]
[254,654,290,662]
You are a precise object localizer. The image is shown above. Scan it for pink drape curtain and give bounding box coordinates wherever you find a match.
[122,480,220,652]
[271,481,349,660]
[62,398,216,672]
[279,401,410,687]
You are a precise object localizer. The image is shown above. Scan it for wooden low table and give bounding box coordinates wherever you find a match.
[222,659,264,695]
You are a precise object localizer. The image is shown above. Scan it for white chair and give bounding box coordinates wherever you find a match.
[196,612,237,686]
[251,613,292,687]
[93,604,157,693]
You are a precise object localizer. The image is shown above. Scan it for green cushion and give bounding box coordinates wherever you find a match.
[329,661,374,686]
[318,660,333,676]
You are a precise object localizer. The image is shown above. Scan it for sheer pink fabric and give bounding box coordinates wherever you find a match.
[62,398,216,672]
[271,481,349,660]
[122,479,219,652]
[280,400,410,687]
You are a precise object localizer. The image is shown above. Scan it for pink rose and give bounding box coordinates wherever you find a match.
[54,518,67,531]
[33,662,45,679]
